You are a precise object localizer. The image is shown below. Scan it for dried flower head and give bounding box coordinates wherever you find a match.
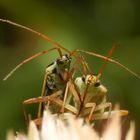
[7,110,135,140]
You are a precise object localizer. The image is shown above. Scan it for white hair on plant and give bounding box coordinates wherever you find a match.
[7,110,135,140]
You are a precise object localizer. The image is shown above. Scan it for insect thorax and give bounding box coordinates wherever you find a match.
[45,54,72,96]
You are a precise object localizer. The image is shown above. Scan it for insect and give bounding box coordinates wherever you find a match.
[0,19,139,125]
[37,54,73,118]
[62,46,129,124]
[1,19,139,80]
[23,47,129,126]
[23,46,129,126]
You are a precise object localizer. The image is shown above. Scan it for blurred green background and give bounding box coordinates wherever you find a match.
[0,0,140,139]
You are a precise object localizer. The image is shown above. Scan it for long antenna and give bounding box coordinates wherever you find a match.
[0,18,81,80]
[1,19,139,79]
[98,44,118,77]
[0,19,71,53]
[76,49,140,79]
[3,48,57,81]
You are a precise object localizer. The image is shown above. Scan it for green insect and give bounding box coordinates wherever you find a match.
[38,54,72,118]
[71,47,128,123]
[1,19,139,125]
[44,54,72,97]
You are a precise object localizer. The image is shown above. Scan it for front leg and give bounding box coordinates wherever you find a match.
[38,72,48,118]
[60,79,81,114]
[84,102,96,123]
[23,90,62,126]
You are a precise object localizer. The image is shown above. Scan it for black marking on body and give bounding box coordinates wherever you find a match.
[52,68,57,74]
[46,62,55,68]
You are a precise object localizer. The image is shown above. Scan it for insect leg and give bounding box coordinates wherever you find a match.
[84,102,96,123]
[60,78,82,114]
[37,72,48,118]
[92,110,129,120]
[22,102,29,125]
[60,82,69,113]
[93,102,112,121]
[68,79,82,111]
[23,90,62,126]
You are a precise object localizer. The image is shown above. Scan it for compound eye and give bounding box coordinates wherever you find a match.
[64,54,71,62]
[82,75,86,82]
[56,58,64,65]
[94,80,100,87]
[56,54,71,65]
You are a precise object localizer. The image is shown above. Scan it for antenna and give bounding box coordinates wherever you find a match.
[76,49,140,79]
[98,44,119,78]
[1,19,139,79]
[3,48,57,81]
[0,19,70,53]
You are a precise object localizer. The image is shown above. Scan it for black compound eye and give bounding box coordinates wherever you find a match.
[82,75,86,82]
[56,59,64,64]
[64,54,71,62]
[94,80,100,87]
[56,54,71,65]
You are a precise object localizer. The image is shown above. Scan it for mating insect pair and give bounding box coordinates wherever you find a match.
[22,46,128,125]
[1,19,139,126]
